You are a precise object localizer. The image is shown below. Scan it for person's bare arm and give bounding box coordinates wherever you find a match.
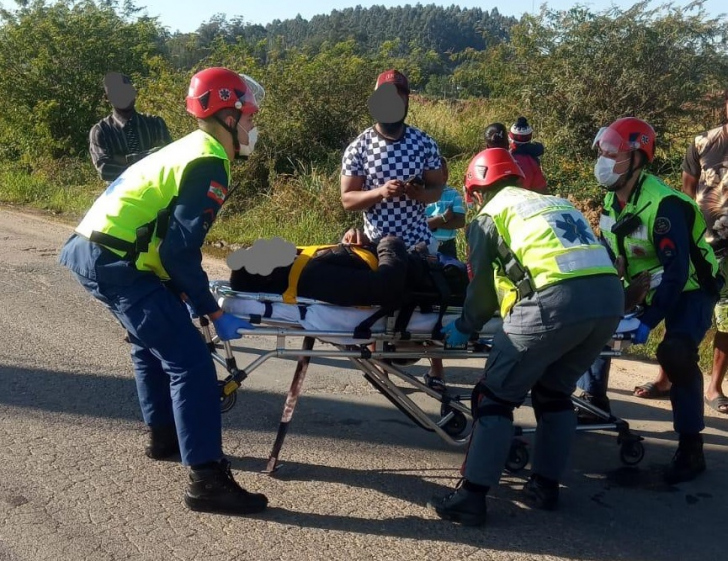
[341,228,370,245]
[682,171,698,200]
[444,208,466,230]
[427,206,466,230]
[341,175,403,211]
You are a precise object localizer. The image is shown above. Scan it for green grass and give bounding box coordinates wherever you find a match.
[0,159,102,218]
[208,163,359,247]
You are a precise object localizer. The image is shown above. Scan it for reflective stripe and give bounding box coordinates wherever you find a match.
[555,247,613,273]
[513,196,572,219]
[630,225,649,240]
[599,214,615,232]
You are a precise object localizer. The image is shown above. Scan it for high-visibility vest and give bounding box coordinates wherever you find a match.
[76,130,230,280]
[600,171,719,302]
[478,186,617,316]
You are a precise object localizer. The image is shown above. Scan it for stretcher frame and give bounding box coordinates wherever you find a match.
[204,281,646,475]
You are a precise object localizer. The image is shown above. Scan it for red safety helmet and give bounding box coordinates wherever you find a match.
[464,148,524,204]
[592,117,656,163]
[186,67,260,119]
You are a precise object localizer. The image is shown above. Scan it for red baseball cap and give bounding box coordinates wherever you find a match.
[375,69,410,94]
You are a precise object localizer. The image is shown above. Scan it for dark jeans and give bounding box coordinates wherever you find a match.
[437,238,457,259]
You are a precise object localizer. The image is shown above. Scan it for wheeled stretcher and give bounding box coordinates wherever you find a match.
[204,280,646,475]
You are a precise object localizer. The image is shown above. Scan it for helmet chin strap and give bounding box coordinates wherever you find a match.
[623,151,638,185]
[215,113,242,156]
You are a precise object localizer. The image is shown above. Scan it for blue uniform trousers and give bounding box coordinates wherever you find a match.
[74,271,222,466]
[577,289,715,435]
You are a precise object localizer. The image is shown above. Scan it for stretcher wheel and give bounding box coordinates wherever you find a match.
[505,441,529,473]
[218,380,237,413]
[441,410,467,437]
[619,440,645,465]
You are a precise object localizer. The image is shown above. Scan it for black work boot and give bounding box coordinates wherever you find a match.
[665,434,706,484]
[427,480,488,526]
[144,425,180,460]
[522,474,560,510]
[185,459,268,515]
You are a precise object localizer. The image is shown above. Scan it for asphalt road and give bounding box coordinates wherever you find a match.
[1,207,726,561]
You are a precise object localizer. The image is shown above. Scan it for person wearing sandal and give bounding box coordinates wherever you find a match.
[636,90,728,415]
[594,117,722,484]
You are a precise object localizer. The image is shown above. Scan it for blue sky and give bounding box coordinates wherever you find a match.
[135,0,726,34]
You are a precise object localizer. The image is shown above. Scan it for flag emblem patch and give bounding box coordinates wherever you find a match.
[207,181,228,204]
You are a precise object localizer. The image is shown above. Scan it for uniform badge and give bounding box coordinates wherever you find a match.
[207,181,228,204]
[654,217,671,235]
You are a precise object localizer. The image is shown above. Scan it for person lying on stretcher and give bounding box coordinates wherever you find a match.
[227,229,468,310]
[227,230,468,392]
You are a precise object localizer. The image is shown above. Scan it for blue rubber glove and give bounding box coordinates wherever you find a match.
[184,300,198,320]
[442,321,471,346]
[213,313,254,341]
[633,322,651,345]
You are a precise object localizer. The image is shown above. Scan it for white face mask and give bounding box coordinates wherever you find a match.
[237,124,258,157]
[594,155,623,188]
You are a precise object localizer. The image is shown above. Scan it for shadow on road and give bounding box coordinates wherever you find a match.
[2,362,727,560]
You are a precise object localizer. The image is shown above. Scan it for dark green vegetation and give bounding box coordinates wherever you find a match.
[1,0,726,365]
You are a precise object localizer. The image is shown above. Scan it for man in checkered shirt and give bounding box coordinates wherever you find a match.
[341,69,444,252]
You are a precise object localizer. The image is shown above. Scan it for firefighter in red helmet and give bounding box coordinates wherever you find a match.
[59,67,269,515]
[581,116,721,484]
[429,148,624,526]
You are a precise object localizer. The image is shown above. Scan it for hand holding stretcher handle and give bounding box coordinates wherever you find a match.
[441,321,471,347]
[211,311,254,341]
[632,322,651,345]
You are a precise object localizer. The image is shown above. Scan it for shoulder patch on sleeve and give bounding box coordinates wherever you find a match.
[654,217,671,235]
[207,180,228,204]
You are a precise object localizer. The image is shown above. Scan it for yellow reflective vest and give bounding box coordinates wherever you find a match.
[599,172,719,303]
[76,130,230,280]
[478,186,617,316]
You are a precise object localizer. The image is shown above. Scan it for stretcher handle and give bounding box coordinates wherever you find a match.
[611,332,635,341]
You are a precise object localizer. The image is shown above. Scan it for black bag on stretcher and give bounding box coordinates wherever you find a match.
[229,236,469,337]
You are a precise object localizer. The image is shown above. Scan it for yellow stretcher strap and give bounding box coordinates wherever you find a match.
[281,244,378,304]
[349,246,379,271]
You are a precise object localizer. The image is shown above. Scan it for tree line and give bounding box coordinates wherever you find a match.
[0,0,726,198]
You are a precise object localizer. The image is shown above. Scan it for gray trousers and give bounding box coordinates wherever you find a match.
[464,314,621,487]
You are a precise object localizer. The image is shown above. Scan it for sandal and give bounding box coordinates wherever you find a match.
[704,395,728,415]
[633,382,671,399]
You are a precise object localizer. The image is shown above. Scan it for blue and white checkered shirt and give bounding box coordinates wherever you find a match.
[342,125,442,248]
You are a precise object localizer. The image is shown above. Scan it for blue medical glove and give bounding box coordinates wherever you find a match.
[213,313,254,341]
[633,322,651,345]
[184,300,198,320]
[442,321,471,346]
